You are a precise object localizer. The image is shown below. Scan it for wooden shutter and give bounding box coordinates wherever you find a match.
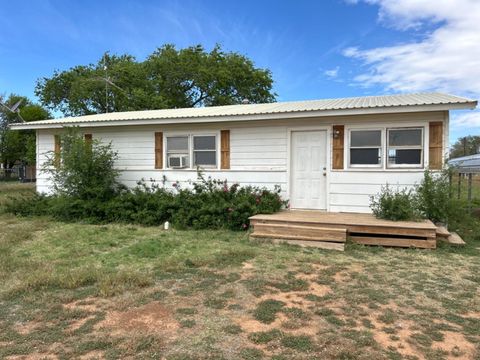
[155,132,163,169]
[220,130,230,169]
[84,134,92,150]
[54,135,61,166]
[332,125,344,169]
[429,122,443,170]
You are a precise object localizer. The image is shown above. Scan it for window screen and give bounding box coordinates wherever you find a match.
[349,130,382,166]
[193,135,216,166]
[387,128,423,167]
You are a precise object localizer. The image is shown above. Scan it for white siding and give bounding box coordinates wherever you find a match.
[35,110,447,213]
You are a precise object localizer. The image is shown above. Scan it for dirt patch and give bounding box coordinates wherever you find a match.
[462,312,480,319]
[242,261,255,270]
[368,317,423,359]
[13,321,40,335]
[96,301,178,336]
[64,297,108,313]
[432,331,476,360]
[6,354,58,360]
[79,350,105,359]
[66,315,96,333]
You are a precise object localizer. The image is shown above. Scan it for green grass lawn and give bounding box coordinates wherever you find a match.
[0,183,479,359]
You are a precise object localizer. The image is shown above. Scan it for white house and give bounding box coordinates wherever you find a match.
[11,93,477,213]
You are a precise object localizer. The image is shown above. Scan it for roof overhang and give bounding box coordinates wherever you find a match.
[9,101,477,130]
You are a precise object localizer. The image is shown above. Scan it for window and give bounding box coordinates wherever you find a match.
[387,128,423,167]
[166,136,189,168]
[349,130,382,166]
[193,135,216,167]
[165,134,217,169]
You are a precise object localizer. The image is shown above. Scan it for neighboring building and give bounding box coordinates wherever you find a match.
[448,153,480,173]
[11,93,477,213]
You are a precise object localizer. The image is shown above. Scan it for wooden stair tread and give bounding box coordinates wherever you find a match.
[436,226,451,238]
[446,232,466,245]
[250,232,346,243]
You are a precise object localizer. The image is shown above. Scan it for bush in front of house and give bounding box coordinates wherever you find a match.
[370,185,421,221]
[42,127,124,201]
[102,174,286,229]
[6,176,286,230]
[415,169,452,224]
[4,131,287,230]
[370,169,474,226]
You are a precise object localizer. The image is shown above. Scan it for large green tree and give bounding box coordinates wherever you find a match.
[450,135,480,159]
[0,95,50,177]
[35,44,276,116]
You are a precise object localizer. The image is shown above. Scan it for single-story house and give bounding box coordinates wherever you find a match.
[11,92,477,213]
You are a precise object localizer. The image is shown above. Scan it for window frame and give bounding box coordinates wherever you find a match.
[348,128,383,168]
[164,132,219,170]
[165,135,190,169]
[386,127,424,169]
[192,134,217,168]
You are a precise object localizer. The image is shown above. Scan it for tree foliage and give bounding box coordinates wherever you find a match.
[450,135,480,159]
[35,44,276,116]
[0,94,50,173]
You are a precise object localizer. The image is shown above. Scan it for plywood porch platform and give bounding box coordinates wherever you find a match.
[249,210,438,250]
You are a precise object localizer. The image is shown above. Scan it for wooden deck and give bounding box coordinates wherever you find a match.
[249,210,438,250]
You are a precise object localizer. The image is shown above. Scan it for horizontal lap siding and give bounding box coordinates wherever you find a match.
[230,126,287,170]
[36,126,289,195]
[36,131,55,194]
[329,171,424,213]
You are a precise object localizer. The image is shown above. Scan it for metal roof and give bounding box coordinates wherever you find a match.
[10,92,477,130]
[448,153,480,173]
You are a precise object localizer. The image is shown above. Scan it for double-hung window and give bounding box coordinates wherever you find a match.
[165,134,217,169]
[166,136,189,168]
[349,130,382,167]
[193,135,217,167]
[387,128,423,168]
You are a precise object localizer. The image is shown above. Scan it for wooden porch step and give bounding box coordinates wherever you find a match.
[251,223,347,243]
[350,235,436,249]
[436,226,451,239]
[445,232,466,246]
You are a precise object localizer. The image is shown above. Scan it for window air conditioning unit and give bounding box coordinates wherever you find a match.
[168,154,188,168]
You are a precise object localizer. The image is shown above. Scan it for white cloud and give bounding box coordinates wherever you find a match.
[324,66,340,79]
[451,112,480,128]
[344,0,480,97]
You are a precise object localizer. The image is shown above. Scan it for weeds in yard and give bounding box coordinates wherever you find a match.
[253,299,285,324]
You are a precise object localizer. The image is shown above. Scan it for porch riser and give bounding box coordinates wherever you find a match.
[252,223,346,243]
[250,219,435,240]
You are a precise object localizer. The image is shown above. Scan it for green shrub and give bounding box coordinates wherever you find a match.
[370,186,421,221]
[416,170,451,224]
[5,171,287,230]
[42,127,123,201]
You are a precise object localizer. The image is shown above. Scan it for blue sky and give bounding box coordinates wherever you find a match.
[1,0,479,143]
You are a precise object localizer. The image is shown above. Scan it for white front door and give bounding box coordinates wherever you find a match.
[290,130,327,209]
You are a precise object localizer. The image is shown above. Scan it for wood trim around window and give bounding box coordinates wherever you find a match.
[429,122,443,170]
[155,132,163,169]
[84,134,92,150]
[332,125,344,169]
[220,130,230,169]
